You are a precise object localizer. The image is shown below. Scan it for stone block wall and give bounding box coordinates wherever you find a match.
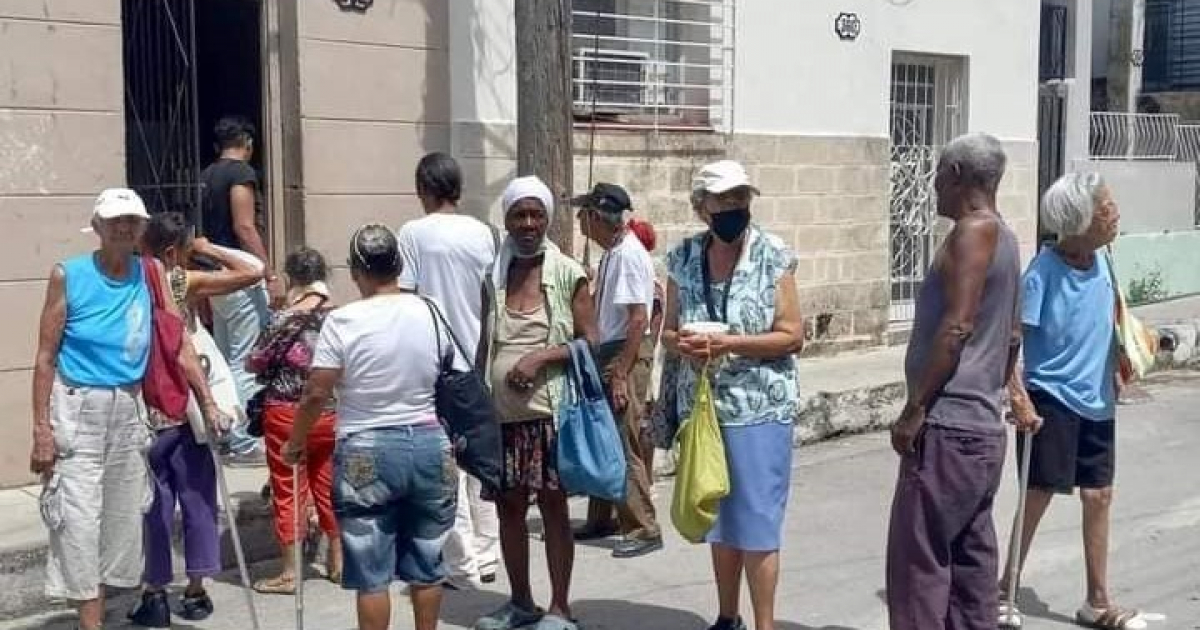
[0,1,125,487]
[452,124,899,352]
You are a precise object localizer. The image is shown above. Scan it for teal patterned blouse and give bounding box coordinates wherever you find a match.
[665,225,800,428]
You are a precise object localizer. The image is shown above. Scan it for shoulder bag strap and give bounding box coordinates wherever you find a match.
[572,340,607,402]
[420,297,454,372]
[142,255,166,310]
[263,296,329,378]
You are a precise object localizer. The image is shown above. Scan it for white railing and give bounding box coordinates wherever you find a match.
[1089,112,1181,160]
[1176,123,1200,227]
[571,0,735,131]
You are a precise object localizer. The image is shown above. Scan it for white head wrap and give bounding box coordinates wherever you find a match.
[493,175,558,290]
[501,175,555,221]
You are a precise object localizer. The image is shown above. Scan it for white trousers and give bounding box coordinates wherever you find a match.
[44,378,152,600]
[441,470,499,583]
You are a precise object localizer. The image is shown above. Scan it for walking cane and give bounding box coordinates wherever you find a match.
[209,445,264,630]
[1000,430,1035,629]
[293,463,306,630]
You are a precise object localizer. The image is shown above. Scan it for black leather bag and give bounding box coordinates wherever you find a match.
[422,298,503,497]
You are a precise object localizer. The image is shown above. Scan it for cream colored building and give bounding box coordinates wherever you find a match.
[0,0,1041,487]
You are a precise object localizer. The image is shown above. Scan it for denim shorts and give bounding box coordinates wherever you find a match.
[333,425,457,592]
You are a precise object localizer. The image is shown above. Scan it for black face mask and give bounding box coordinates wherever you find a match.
[709,207,751,243]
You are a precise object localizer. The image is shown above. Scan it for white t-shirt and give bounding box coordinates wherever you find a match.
[595,231,656,343]
[396,213,496,364]
[311,293,450,437]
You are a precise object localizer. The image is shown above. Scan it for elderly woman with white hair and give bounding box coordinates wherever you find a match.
[1000,173,1146,630]
[474,176,598,630]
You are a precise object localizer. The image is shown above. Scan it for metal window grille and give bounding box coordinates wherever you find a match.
[122,0,203,221]
[888,54,967,323]
[1089,112,1181,160]
[571,0,735,131]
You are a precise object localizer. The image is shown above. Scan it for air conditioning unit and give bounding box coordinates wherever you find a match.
[573,48,650,114]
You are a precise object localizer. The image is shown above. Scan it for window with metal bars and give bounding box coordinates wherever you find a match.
[571,0,735,131]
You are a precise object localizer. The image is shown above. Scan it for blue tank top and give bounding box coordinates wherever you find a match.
[58,254,152,387]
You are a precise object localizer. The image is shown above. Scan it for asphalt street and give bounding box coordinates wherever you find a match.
[5,372,1198,630]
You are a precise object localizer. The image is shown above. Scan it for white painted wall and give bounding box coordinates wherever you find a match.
[450,0,1039,141]
[449,0,517,125]
[734,0,1039,140]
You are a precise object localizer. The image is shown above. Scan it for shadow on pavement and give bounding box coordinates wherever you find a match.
[572,599,709,629]
[777,623,863,630]
[1016,586,1077,626]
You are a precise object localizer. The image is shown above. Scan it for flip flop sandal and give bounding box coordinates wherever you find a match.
[998,602,1023,628]
[534,614,579,630]
[1076,604,1147,630]
[252,575,296,595]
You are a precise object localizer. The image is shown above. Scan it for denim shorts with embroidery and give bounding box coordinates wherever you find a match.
[332,425,457,592]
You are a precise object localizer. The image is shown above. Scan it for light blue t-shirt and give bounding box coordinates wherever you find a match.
[58,254,152,387]
[1021,247,1117,421]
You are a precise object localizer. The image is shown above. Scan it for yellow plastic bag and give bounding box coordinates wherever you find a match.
[670,368,730,544]
[1105,249,1158,383]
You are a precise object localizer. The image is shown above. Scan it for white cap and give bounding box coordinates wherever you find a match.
[82,188,150,233]
[93,188,150,220]
[692,160,760,195]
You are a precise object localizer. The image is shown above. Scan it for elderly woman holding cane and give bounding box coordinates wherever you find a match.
[999,173,1147,630]
[282,225,456,630]
[660,161,804,630]
[29,189,225,630]
[128,211,259,627]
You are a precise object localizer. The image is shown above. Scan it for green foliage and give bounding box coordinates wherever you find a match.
[1127,265,1168,306]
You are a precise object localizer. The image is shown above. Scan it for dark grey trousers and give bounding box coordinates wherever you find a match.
[886,424,1007,630]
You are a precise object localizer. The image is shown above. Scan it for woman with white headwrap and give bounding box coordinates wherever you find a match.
[475,176,598,630]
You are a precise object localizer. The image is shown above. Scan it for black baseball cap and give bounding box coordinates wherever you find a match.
[571,183,632,215]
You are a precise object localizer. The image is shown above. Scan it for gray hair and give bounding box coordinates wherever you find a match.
[938,132,1008,193]
[1040,172,1105,238]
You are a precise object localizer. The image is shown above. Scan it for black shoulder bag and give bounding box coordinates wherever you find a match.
[423,298,504,497]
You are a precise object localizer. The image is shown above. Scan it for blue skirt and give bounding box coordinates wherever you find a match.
[705,421,795,551]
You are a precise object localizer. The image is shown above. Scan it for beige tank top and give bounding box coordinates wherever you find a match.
[490,304,554,423]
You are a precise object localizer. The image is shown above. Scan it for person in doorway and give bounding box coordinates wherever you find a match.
[397,152,500,589]
[248,248,342,595]
[199,115,277,466]
[661,161,805,630]
[885,133,1021,630]
[572,183,663,559]
[29,189,224,630]
[998,173,1146,630]
[474,176,597,630]
[282,225,455,630]
[129,212,260,627]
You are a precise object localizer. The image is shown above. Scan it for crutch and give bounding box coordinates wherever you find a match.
[1000,429,1035,629]
[293,463,306,630]
[210,445,264,630]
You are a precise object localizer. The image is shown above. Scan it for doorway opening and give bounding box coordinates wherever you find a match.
[122,0,267,232]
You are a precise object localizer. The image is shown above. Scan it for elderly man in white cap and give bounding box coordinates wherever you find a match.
[30,188,224,630]
[660,161,805,630]
[474,176,598,630]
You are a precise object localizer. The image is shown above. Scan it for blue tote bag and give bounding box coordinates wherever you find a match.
[556,340,627,502]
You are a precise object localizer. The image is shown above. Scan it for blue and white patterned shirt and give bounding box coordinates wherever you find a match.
[666,226,800,428]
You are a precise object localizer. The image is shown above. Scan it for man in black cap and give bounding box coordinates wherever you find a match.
[572,183,663,558]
